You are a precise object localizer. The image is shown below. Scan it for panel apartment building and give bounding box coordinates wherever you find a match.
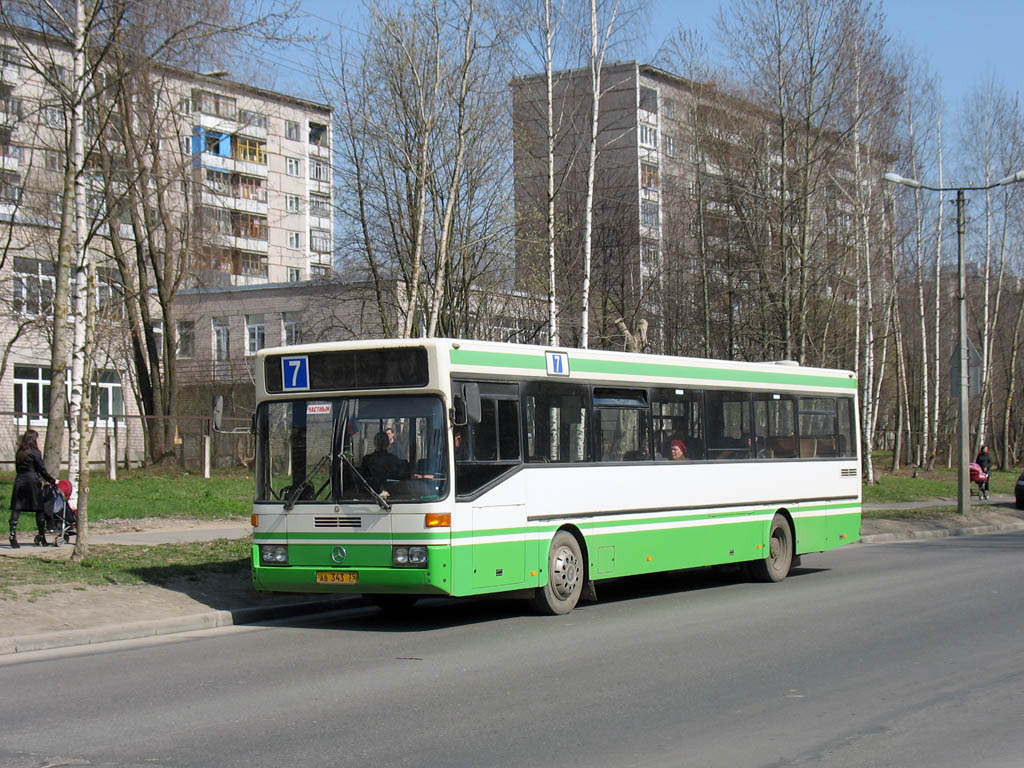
[0,27,334,467]
[513,61,862,358]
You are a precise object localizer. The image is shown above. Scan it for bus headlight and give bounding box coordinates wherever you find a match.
[393,546,428,568]
[259,544,289,565]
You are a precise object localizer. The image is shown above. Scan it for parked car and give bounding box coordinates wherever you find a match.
[1016,471,1024,509]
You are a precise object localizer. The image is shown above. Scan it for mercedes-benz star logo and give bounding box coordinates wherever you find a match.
[331,546,347,564]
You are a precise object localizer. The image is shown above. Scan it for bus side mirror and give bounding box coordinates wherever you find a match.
[453,383,482,426]
[212,395,224,432]
[212,394,253,434]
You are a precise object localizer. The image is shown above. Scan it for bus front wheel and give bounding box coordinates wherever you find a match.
[749,513,793,583]
[531,531,583,615]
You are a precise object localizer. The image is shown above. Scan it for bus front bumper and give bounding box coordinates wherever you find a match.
[251,544,452,596]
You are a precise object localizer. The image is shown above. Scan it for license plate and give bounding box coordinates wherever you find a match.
[316,571,358,584]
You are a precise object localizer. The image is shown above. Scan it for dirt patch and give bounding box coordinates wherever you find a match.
[91,517,247,534]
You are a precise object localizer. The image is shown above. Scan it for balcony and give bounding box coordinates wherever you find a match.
[0,153,18,172]
[197,111,240,137]
[205,234,267,253]
[197,153,268,178]
[0,62,22,85]
[200,190,268,215]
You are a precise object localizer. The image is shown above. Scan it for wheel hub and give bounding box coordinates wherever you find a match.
[552,546,580,599]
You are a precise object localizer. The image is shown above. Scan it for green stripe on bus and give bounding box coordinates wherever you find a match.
[449,348,856,389]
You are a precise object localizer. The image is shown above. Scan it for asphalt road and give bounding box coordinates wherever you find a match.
[4,533,1024,768]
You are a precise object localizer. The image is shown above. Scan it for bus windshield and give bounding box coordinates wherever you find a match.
[256,395,448,505]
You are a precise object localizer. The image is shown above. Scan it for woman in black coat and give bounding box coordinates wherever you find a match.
[975,444,993,500]
[9,430,55,548]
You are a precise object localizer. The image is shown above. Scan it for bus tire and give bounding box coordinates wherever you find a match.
[749,513,793,583]
[531,531,583,615]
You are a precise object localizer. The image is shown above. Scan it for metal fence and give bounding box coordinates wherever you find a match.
[0,412,253,476]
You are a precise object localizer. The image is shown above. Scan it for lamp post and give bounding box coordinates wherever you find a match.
[884,170,1024,515]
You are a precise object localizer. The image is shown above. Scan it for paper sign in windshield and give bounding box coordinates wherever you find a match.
[306,403,332,415]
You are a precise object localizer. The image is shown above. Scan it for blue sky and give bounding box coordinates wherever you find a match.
[299,0,1021,112]
[644,0,1022,111]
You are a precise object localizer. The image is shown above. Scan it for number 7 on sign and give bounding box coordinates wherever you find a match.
[281,356,310,391]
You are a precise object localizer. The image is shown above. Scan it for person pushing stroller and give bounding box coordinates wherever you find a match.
[8,429,56,548]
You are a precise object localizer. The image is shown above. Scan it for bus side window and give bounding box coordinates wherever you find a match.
[454,382,523,496]
[522,381,590,463]
[838,397,856,457]
[705,391,752,460]
[753,393,796,459]
[651,388,704,460]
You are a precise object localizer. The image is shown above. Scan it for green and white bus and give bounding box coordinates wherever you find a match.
[250,338,860,614]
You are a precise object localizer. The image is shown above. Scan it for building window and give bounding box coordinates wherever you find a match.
[309,158,330,182]
[287,267,301,282]
[641,240,660,275]
[45,151,63,171]
[0,171,20,204]
[309,122,329,147]
[235,174,266,202]
[97,267,123,318]
[238,109,268,130]
[285,156,301,177]
[285,120,301,141]
[44,105,64,128]
[639,86,658,113]
[213,318,230,362]
[245,314,265,356]
[233,137,266,164]
[641,200,659,229]
[176,320,195,358]
[663,135,676,158]
[92,370,124,423]
[309,193,331,219]
[13,257,55,317]
[639,124,657,149]
[194,90,236,118]
[13,365,56,421]
[287,231,302,250]
[662,98,676,120]
[310,228,331,253]
[310,264,331,279]
[283,313,303,346]
[178,96,192,115]
[641,162,659,189]
[286,194,301,213]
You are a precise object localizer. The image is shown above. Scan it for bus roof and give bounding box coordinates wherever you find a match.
[257,338,857,395]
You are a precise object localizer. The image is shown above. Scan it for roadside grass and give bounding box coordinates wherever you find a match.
[863,469,1018,505]
[861,506,963,521]
[1,468,253,533]
[0,539,251,600]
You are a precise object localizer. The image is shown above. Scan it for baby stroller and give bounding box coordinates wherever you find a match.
[43,479,78,546]
[969,462,989,500]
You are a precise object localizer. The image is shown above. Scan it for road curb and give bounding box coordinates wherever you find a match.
[860,520,1024,544]
[0,596,360,656]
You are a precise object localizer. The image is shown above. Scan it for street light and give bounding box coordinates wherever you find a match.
[884,169,1024,514]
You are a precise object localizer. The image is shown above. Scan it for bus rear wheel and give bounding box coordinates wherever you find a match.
[531,531,583,615]
[749,513,793,583]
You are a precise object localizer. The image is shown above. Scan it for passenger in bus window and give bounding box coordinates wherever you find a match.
[669,440,687,460]
[453,426,468,461]
[384,427,405,458]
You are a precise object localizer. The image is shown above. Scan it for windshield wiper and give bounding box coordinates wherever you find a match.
[283,453,330,511]
[339,452,392,511]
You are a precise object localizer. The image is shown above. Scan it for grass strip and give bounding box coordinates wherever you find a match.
[0,539,251,600]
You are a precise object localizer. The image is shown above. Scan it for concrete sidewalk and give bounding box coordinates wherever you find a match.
[2,498,1023,656]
